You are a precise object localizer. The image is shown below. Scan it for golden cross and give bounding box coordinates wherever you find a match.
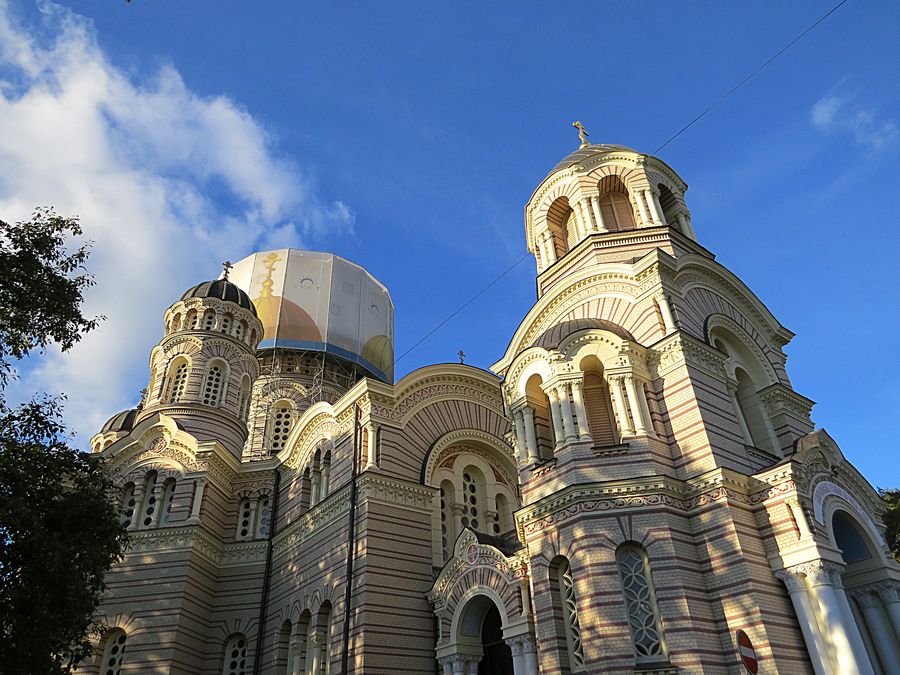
[572,120,589,147]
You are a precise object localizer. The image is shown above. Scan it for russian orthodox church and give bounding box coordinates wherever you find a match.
[85,136,900,675]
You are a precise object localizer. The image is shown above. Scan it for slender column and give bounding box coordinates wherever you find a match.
[577,199,593,236]
[366,421,377,469]
[188,478,206,523]
[623,376,648,435]
[676,211,697,239]
[775,570,833,675]
[289,623,304,675]
[655,293,676,334]
[466,657,480,675]
[648,189,666,224]
[307,629,320,674]
[634,189,651,225]
[589,195,607,232]
[609,376,633,436]
[513,409,528,462]
[636,380,655,437]
[805,561,875,675]
[878,584,900,642]
[727,379,754,445]
[321,464,330,498]
[148,481,164,528]
[547,388,565,449]
[573,201,587,239]
[522,407,540,463]
[247,499,258,539]
[569,380,591,440]
[310,472,321,506]
[437,656,454,675]
[520,635,539,675]
[854,588,900,673]
[508,637,526,675]
[128,483,145,532]
[558,384,577,441]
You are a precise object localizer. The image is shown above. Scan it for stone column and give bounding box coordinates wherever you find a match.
[575,200,589,239]
[775,569,834,675]
[188,478,206,523]
[805,561,876,675]
[589,195,607,232]
[609,376,633,436]
[289,623,305,675]
[310,472,321,506]
[854,587,900,673]
[321,464,330,498]
[878,584,900,650]
[513,409,528,462]
[437,655,454,675]
[128,483,145,531]
[676,211,697,239]
[558,383,577,442]
[569,380,591,440]
[655,292,676,334]
[727,379,754,446]
[508,637,526,675]
[542,233,556,265]
[522,407,539,464]
[634,189,651,225]
[636,380,655,437]
[148,481,164,528]
[519,634,539,675]
[547,388,565,449]
[648,189,666,224]
[306,629,320,674]
[623,376,648,435]
[366,421,377,469]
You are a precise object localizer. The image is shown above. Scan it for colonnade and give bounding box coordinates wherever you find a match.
[777,561,900,675]
[287,623,329,675]
[437,634,538,675]
[510,373,655,464]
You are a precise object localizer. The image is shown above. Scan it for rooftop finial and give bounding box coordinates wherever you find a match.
[572,120,589,147]
[458,350,466,365]
[222,260,233,280]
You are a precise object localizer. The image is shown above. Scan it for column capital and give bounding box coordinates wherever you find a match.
[848,586,883,609]
[789,559,845,587]
[876,580,900,604]
[774,568,806,594]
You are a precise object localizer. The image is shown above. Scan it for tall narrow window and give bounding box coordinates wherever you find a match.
[202,361,226,406]
[121,484,136,529]
[159,479,177,526]
[268,401,294,453]
[140,471,158,528]
[255,496,271,539]
[223,634,248,675]
[100,629,127,675]
[238,499,253,540]
[582,366,617,446]
[203,310,216,331]
[597,176,636,231]
[440,480,455,560]
[616,544,667,662]
[237,375,251,419]
[460,468,483,532]
[234,321,245,340]
[167,359,190,403]
[220,314,232,334]
[551,558,585,672]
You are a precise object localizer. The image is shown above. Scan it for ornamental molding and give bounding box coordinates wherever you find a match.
[372,376,505,425]
[758,383,815,420]
[650,332,728,380]
[427,529,529,611]
[705,314,779,384]
[811,480,870,526]
[424,429,517,486]
[356,473,436,513]
[282,411,340,470]
[427,444,516,490]
[272,484,352,560]
[516,472,797,537]
[160,335,204,356]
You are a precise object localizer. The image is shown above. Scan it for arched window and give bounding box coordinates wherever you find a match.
[220,314,232,334]
[460,467,485,533]
[495,493,511,535]
[172,313,182,331]
[440,479,456,560]
[597,175,636,232]
[186,309,199,329]
[121,484,136,529]
[276,621,292,674]
[237,375,252,419]
[139,471,158,528]
[580,357,617,446]
[321,451,332,499]
[166,358,190,403]
[255,496,271,539]
[203,310,216,331]
[159,478,177,526]
[550,557,585,672]
[546,196,574,259]
[311,603,332,675]
[234,320,245,340]
[616,544,667,663]
[300,469,312,512]
[525,374,555,460]
[237,499,253,540]
[267,401,294,453]
[222,634,248,675]
[832,511,872,564]
[734,367,774,454]
[202,360,227,407]
[99,628,127,675]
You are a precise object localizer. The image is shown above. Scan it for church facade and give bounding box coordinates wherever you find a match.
[85,141,899,675]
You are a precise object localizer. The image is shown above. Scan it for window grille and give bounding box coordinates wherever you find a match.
[223,634,248,675]
[617,545,666,661]
[203,364,224,406]
[168,361,189,403]
[460,472,479,531]
[100,629,127,675]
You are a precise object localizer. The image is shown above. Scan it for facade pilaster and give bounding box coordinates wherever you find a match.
[569,379,591,440]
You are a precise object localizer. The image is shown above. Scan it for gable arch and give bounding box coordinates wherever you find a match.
[706,313,778,385]
[422,428,517,486]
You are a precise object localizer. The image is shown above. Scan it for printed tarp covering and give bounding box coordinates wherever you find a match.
[229,249,394,382]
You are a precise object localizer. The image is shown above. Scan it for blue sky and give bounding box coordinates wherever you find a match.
[1,1,898,486]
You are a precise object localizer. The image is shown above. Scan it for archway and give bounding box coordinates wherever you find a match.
[479,604,514,675]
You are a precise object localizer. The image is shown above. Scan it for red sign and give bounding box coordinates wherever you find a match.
[736,630,758,674]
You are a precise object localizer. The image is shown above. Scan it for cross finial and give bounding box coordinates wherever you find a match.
[222,260,233,280]
[457,350,466,364]
[572,120,589,147]
[138,387,148,407]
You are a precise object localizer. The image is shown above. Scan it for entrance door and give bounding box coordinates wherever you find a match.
[478,605,514,675]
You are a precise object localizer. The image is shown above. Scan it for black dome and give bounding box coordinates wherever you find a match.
[180,279,257,316]
[101,408,140,434]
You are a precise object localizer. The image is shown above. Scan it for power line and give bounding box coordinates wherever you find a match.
[654,0,849,154]
[394,252,531,365]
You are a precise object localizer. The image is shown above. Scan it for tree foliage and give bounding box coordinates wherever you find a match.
[880,488,900,561]
[0,209,126,673]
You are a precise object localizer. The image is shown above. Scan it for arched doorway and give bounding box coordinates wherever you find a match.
[479,604,514,675]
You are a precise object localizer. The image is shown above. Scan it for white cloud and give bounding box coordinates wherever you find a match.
[0,1,354,440]
[811,89,897,150]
